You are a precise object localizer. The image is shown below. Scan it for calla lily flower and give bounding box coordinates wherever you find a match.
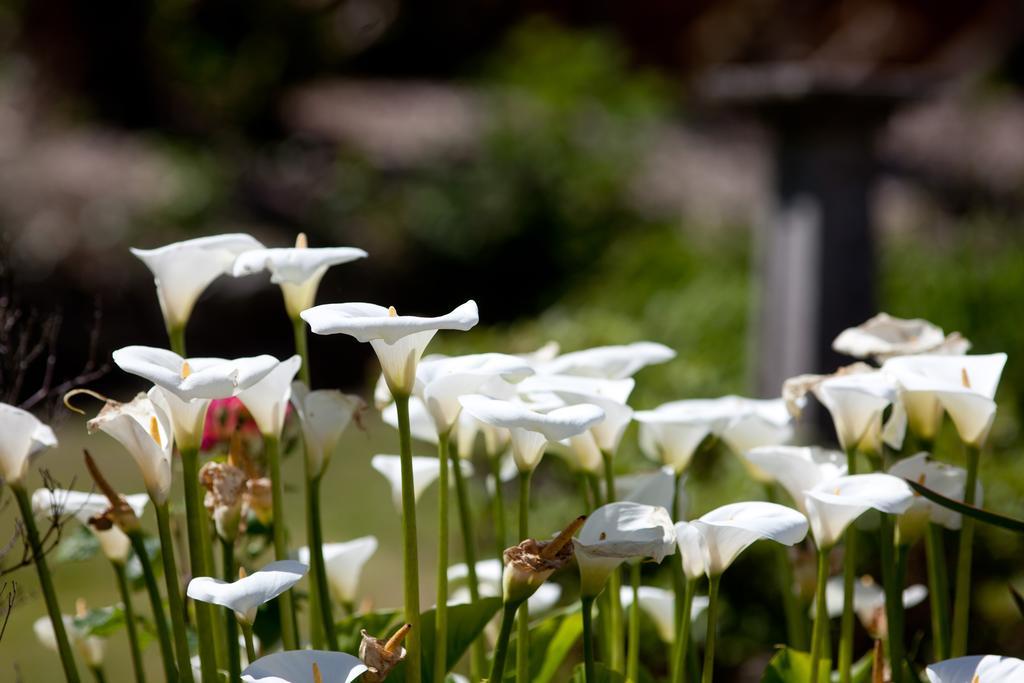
[833,313,969,362]
[811,370,904,454]
[675,521,710,581]
[552,389,634,457]
[235,355,302,438]
[187,560,308,626]
[682,501,809,576]
[35,613,105,669]
[290,382,365,478]
[419,353,534,435]
[618,467,688,517]
[371,454,472,511]
[882,353,1008,448]
[819,575,927,628]
[301,301,479,396]
[87,394,174,504]
[132,233,263,333]
[888,453,981,541]
[449,559,561,613]
[32,488,149,564]
[925,655,1024,683]
[804,473,914,549]
[456,409,510,459]
[0,403,58,486]
[231,235,368,319]
[633,400,735,474]
[743,446,848,515]
[458,394,605,473]
[297,536,378,605]
[242,650,368,683]
[618,586,710,643]
[517,374,636,405]
[574,502,676,597]
[538,342,676,379]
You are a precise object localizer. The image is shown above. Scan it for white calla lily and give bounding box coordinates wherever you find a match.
[298,537,378,605]
[301,301,479,396]
[552,389,634,456]
[743,446,847,515]
[132,233,263,333]
[236,356,302,438]
[0,403,58,486]
[458,394,605,473]
[813,370,903,454]
[231,237,368,319]
[418,353,534,435]
[633,400,735,474]
[718,397,794,457]
[574,502,676,597]
[925,655,1024,683]
[87,394,174,504]
[371,454,472,511]
[888,453,980,539]
[187,560,308,626]
[804,473,914,549]
[687,501,809,576]
[456,409,509,459]
[241,650,368,683]
[448,560,561,613]
[517,375,636,405]
[882,354,1008,448]
[35,614,105,668]
[32,488,148,564]
[674,521,709,580]
[833,313,968,362]
[820,575,927,623]
[618,585,710,643]
[290,382,364,478]
[619,467,687,518]
[539,342,675,379]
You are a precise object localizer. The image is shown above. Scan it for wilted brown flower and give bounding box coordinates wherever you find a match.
[502,515,584,604]
[359,623,410,682]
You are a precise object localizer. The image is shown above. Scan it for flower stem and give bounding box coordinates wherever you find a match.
[839,447,858,683]
[168,326,186,357]
[90,665,108,683]
[450,440,486,680]
[154,501,198,682]
[394,394,422,683]
[113,561,147,683]
[582,595,597,683]
[924,523,950,660]
[264,435,300,650]
[241,622,258,665]
[516,469,533,683]
[221,538,241,682]
[879,514,904,683]
[488,453,507,569]
[306,473,337,649]
[700,574,721,683]
[127,528,179,683]
[11,484,81,683]
[291,315,312,386]
[433,431,452,683]
[809,547,830,683]
[670,471,686,682]
[670,578,696,683]
[627,561,641,683]
[951,443,981,657]
[489,600,521,683]
[764,484,807,649]
[601,451,625,673]
[177,447,222,682]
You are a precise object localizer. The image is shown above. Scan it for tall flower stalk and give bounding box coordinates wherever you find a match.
[392,393,423,683]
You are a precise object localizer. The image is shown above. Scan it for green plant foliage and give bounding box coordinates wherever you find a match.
[571,661,629,682]
[335,608,403,656]
[54,526,101,564]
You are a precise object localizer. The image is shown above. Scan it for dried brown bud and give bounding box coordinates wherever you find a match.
[359,624,409,682]
[200,459,247,541]
[83,450,142,534]
[502,516,584,604]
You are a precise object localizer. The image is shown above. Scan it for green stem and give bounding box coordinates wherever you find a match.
[700,575,721,683]
[306,474,337,649]
[168,326,186,357]
[839,448,858,683]
[606,568,625,672]
[809,547,830,683]
[587,473,604,509]
[582,596,597,683]
[433,432,451,683]
[601,450,617,502]
[264,435,300,650]
[765,484,807,649]
[671,472,686,681]
[488,601,521,683]
[879,515,903,683]
[579,472,594,511]
[291,315,312,386]
[516,469,532,683]
[951,444,980,657]
[222,539,241,681]
[241,622,258,665]
[113,561,147,683]
[450,441,485,680]
[627,562,641,683]
[394,395,422,683]
[489,453,508,569]
[670,578,696,683]
[177,447,220,682]
[90,666,108,683]
[924,523,950,660]
[128,529,179,683]
[11,484,81,683]
[154,502,196,683]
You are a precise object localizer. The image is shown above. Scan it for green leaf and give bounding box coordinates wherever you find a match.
[903,479,1024,533]
[571,662,628,682]
[534,611,583,683]
[760,647,826,683]
[55,526,101,563]
[73,605,126,638]
[335,608,403,655]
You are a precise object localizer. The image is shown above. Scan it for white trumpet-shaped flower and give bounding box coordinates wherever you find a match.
[371,454,472,511]
[458,394,604,473]
[290,382,364,478]
[574,502,676,597]
[298,536,378,605]
[675,521,710,581]
[88,394,174,504]
[236,356,302,438]
[0,403,57,486]
[925,655,1024,683]
[35,613,105,668]
[618,586,710,643]
[683,501,809,576]
[619,467,687,518]
[888,453,981,541]
[633,400,735,474]
[833,313,969,362]
[517,374,636,405]
[242,650,368,683]
[449,560,561,613]
[456,409,510,459]
[187,560,308,625]
[882,353,1008,448]
[538,342,675,379]
[819,575,927,623]
[418,353,534,435]
[813,370,904,454]
[554,390,634,457]
[231,236,368,319]
[32,488,149,564]
[301,301,479,396]
[804,473,914,549]
[132,233,263,332]
[743,446,848,515]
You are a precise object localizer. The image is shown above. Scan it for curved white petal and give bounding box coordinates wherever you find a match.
[832,313,954,361]
[692,501,808,575]
[674,522,709,580]
[634,400,737,473]
[301,301,479,345]
[242,650,367,683]
[518,375,635,405]
[187,560,308,625]
[113,346,279,401]
[298,536,378,604]
[743,446,847,515]
[456,410,509,458]
[291,382,364,477]
[820,575,928,622]
[575,502,675,596]
[889,453,980,532]
[132,233,263,330]
[804,473,914,549]
[236,356,302,437]
[88,394,173,504]
[232,247,367,283]
[0,403,57,485]
[370,454,469,511]
[925,655,1024,683]
[551,389,634,455]
[32,488,147,563]
[620,467,686,519]
[539,342,675,379]
[813,372,899,454]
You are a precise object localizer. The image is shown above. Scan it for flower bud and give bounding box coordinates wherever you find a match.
[359,623,409,682]
[502,516,583,605]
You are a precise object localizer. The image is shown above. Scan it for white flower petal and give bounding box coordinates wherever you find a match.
[832,313,957,361]
[674,522,709,580]
[692,501,808,575]
[743,446,847,515]
[0,403,57,485]
[87,394,173,504]
[242,650,367,683]
[813,372,900,454]
[298,537,378,604]
[291,382,364,478]
[804,473,914,549]
[539,342,675,379]
[575,502,675,596]
[187,560,308,625]
[888,453,981,531]
[236,356,302,437]
[925,655,1024,683]
[301,301,479,345]
[620,467,686,518]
